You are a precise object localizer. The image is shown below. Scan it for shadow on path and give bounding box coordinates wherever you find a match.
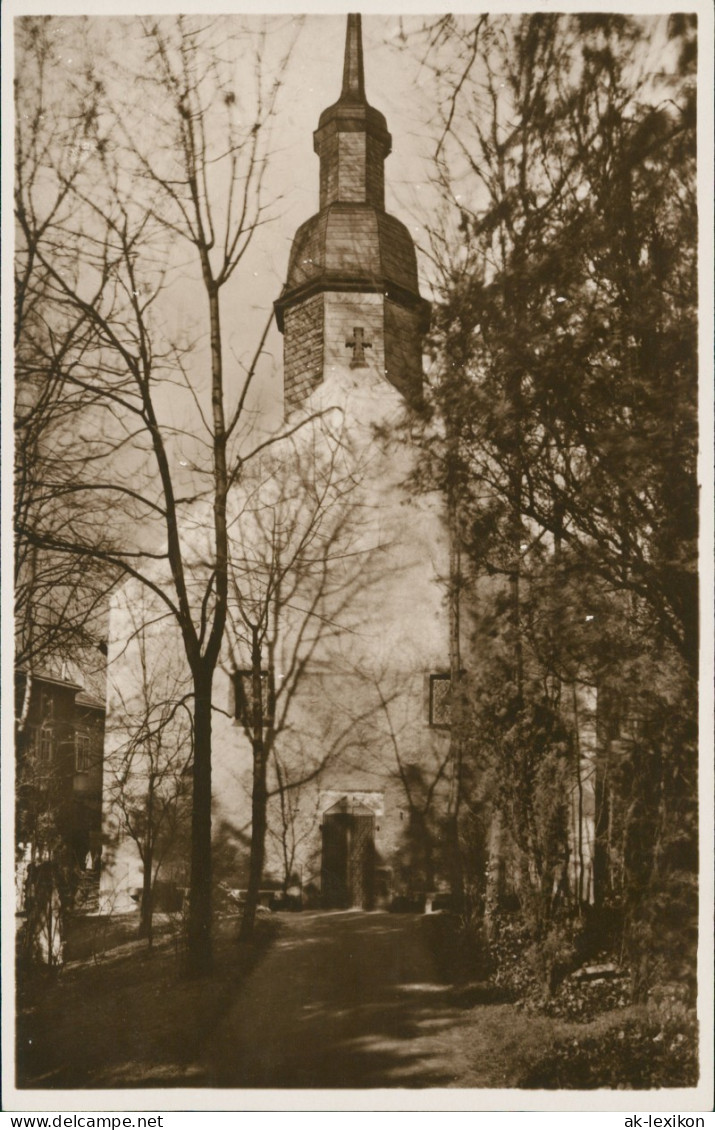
[199,911,503,1089]
[18,910,561,1089]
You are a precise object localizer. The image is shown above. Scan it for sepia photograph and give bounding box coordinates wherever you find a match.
[3,2,712,1110]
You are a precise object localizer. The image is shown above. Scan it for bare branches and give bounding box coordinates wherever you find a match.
[15,14,299,973]
[221,408,392,935]
[105,602,193,940]
[434,16,486,159]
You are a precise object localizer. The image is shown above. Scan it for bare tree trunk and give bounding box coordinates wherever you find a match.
[508,360,524,705]
[446,453,465,908]
[484,808,504,942]
[17,548,37,735]
[138,843,154,945]
[275,760,295,894]
[241,745,268,940]
[15,16,297,984]
[241,628,268,941]
[593,709,612,908]
[186,671,213,976]
[571,685,586,906]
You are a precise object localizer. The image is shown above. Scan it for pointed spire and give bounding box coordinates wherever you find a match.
[312,11,391,209]
[340,13,366,103]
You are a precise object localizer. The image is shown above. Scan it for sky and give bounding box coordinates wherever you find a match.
[8,11,452,566]
[5,0,713,436]
[24,14,441,439]
[7,9,701,520]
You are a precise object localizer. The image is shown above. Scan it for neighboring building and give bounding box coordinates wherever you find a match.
[15,670,105,910]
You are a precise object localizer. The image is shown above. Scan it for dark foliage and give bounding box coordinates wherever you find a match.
[519,1013,699,1089]
[418,11,698,1006]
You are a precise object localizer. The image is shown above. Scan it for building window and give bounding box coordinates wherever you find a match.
[233,669,273,728]
[75,733,91,772]
[39,727,54,761]
[428,673,451,729]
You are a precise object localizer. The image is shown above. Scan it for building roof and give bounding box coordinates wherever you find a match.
[283,204,419,297]
[75,690,106,712]
[15,669,106,713]
[15,669,83,693]
[316,12,390,144]
[340,12,365,103]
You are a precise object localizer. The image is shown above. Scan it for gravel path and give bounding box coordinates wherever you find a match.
[197,910,556,1089]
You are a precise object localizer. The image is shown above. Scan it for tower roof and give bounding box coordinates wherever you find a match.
[277,203,428,326]
[340,13,366,103]
[316,14,390,145]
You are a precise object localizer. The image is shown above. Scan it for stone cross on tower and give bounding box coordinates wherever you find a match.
[345,326,372,368]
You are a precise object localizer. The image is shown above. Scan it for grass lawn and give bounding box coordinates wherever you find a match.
[16,915,279,1089]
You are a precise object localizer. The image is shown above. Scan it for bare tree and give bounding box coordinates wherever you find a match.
[224,419,386,938]
[14,19,117,731]
[14,15,299,974]
[367,672,452,895]
[105,599,193,944]
[269,754,320,899]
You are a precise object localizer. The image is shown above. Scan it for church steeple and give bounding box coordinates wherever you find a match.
[340,13,365,102]
[275,14,430,412]
[313,13,391,210]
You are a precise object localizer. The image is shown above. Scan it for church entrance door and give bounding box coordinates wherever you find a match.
[320,799,375,909]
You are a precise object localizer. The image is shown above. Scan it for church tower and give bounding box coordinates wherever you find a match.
[275,14,430,413]
[99,17,450,915]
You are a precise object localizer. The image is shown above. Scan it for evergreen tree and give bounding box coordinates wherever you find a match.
[420,13,697,993]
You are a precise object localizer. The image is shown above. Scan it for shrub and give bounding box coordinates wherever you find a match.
[519,1013,699,1089]
[489,910,582,1003]
[421,911,492,982]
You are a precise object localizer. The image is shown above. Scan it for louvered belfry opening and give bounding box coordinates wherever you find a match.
[321,797,376,909]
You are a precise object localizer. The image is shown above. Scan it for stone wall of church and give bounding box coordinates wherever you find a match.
[98,405,455,911]
[323,291,385,381]
[205,389,452,901]
[384,299,423,401]
[210,634,453,899]
[283,289,423,410]
[337,132,366,201]
[284,293,325,410]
